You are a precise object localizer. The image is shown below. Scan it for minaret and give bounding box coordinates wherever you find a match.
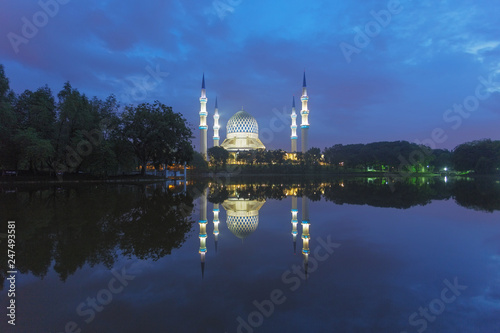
[291,195,298,254]
[199,189,208,278]
[300,72,310,153]
[213,203,220,252]
[291,96,298,153]
[301,196,310,278]
[199,74,208,159]
[213,97,220,147]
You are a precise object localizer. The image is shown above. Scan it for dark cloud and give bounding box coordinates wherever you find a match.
[1,0,499,149]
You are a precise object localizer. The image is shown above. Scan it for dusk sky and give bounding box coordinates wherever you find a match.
[1,0,499,151]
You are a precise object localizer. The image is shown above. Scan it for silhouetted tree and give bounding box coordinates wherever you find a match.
[453,139,500,174]
[121,101,193,175]
[208,146,229,169]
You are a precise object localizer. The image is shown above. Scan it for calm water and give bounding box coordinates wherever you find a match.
[1,177,500,333]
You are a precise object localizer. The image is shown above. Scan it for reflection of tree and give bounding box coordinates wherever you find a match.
[452,178,500,212]
[0,184,194,286]
[208,177,456,209]
[208,183,288,203]
[322,180,447,209]
[118,188,193,260]
[208,185,229,203]
[206,176,500,212]
[2,177,499,287]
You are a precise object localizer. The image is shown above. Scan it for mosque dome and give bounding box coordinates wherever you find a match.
[226,110,259,135]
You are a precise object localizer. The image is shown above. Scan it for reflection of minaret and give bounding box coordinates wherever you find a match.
[199,74,208,159]
[301,196,310,277]
[300,72,310,153]
[291,96,298,153]
[291,196,298,254]
[213,203,220,252]
[213,97,220,147]
[199,189,208,278]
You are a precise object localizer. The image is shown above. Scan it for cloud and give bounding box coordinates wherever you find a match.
[0,0,499,149]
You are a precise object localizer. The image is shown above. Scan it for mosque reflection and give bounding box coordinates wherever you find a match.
[197,184,312,278]
[2,177,498,287]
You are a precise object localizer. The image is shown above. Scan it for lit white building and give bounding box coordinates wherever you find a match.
[198,73,310,158]
[220,109,266,152]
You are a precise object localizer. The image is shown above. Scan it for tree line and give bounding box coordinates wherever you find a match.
[0,64,193,177]
[205,139,500,175]
[2,63,497,177]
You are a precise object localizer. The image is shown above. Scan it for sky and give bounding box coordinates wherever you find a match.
[1,0,500,151]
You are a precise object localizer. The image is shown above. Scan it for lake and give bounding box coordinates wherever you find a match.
[1,177,499,333]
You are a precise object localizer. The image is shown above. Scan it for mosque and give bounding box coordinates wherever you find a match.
[196,73,312,277]
[198,72,310,159]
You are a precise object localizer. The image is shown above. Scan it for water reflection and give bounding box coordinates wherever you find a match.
[195,177,500,280]
[1,177,499,287]
[199,184,267,277]
[1,177,500,332]
[199,183,317,280]
[301,196,310,278]
[0,183,194,289]
[203,176,500,212]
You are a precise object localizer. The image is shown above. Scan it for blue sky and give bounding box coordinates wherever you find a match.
[1,0,499,150]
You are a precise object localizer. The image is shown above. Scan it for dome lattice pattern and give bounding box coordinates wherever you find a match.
[227,214,259,239]
[227,111,258,134]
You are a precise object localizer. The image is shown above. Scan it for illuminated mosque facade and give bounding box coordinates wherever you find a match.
[196,73,312,277]
[198,72,310,160]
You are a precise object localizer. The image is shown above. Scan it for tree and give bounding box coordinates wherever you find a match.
[14,128,54,173]
[93,94,136,175]
[52,82,97,173]
[305,147,321,165]
[237,151,255,165]
[429,149,452,172]
[255,149,267,164]
[190,151,209,172]
[11,86,57,173]
[121,101,193,175]
[0,64,18,169]
[272,149,286,165]
[208,146,229,169]
[15,86,56,140]
[453,139,499,174]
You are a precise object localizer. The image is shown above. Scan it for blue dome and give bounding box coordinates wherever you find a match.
[227,111,258,135]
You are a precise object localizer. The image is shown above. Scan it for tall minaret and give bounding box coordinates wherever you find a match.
[199,74,208,159]
[213,203,220,252]
[291,195,298,254]
[300,72,310,153]
[199,189,208,278]
[213,97,220,147]
[291,96,298,153]
[301,196,310,278]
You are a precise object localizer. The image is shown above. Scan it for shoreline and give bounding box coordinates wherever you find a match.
[3,171,498,185]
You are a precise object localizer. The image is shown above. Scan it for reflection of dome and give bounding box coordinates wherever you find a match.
[222,198,265,239]
[227,215,259,239]
[227,111,258,135]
